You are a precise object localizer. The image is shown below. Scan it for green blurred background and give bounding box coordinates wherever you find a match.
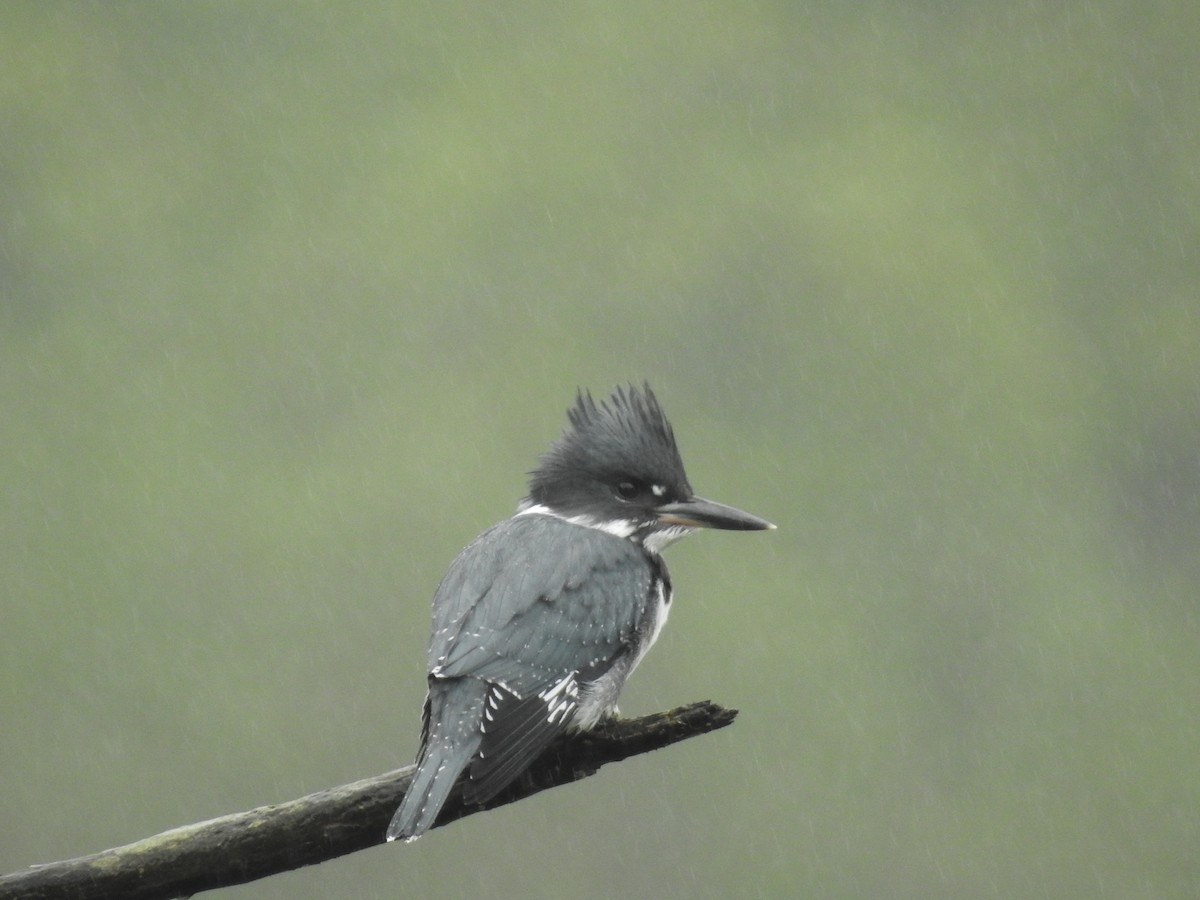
[3,2,1198,897]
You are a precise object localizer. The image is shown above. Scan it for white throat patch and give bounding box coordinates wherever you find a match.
[641,524,695,554]
[515,502,695,552]
[515,502,639,539]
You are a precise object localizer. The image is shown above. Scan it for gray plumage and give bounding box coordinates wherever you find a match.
[386,385,772,842]
[387,514,665,840]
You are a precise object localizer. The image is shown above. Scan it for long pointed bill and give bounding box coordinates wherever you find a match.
[655,496,775,531]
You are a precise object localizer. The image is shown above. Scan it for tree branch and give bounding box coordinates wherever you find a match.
[0,700,737,900]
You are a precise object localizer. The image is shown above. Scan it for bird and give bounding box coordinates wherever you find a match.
[386,383,774,842]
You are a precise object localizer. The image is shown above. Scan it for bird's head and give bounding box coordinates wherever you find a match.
[523,384,774,551]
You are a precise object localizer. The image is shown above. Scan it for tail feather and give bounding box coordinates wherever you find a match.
[386,679,486,842]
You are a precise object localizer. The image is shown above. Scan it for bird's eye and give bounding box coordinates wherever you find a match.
[615,481,640,501]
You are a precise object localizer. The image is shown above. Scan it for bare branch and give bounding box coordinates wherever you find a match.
[0,701,736,900]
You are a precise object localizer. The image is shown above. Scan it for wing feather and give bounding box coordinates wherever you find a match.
[431,515,652,692]
[463,675,580,804]
[424,514,653,801]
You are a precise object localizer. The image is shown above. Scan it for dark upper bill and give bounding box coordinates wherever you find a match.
[655,496,775,531]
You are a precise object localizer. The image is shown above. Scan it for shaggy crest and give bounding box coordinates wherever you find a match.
[528,383,691,503]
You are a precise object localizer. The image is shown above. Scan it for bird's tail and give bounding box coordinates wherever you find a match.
[386,679,486,842]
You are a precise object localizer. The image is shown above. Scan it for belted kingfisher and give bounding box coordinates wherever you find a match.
[386,384,773,842]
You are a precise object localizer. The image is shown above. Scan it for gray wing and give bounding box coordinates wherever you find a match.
[430,514,654,685]
[429,514,655,801]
